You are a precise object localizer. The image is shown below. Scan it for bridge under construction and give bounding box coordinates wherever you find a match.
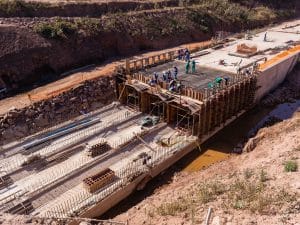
[0,20,299,224]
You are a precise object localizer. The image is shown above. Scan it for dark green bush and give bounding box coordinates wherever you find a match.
[34,19,77,39]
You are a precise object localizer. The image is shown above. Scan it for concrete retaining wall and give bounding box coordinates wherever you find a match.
[255,52,300,102]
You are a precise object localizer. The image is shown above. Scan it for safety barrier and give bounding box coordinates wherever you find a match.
[125,49,182,73]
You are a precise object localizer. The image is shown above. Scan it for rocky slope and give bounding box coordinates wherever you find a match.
[0,75,115,143]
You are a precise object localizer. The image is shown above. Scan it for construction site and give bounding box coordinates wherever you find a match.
[0,19,300,225]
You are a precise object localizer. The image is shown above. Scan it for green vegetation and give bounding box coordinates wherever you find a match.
[284,160,298,172]
[32,0,297,40]
[0,0,48,15]
[34,19,77,39]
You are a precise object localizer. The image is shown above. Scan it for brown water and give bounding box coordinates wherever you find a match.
[183,100,300,172]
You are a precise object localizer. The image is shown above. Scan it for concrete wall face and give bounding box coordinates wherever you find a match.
[255,53,299,102]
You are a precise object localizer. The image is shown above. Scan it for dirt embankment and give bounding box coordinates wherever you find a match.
[0,0,298,94]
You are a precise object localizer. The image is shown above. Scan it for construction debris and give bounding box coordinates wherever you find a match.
[83,168,116,193]
[236,43,257,55]
[86,141,111,157]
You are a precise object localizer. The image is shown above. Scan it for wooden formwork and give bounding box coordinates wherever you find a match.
[125,50,179,74]
[83,169,115,193]
[119,64,258,140]
[194,76,257,140]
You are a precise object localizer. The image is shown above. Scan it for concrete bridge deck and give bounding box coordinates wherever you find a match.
[137,21,300,92]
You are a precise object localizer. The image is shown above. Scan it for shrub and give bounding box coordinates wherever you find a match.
[259,169,268,182]
[75,18,101,35]
[243,168,254,179]
[284,160,298,172]
[34,19,77,39]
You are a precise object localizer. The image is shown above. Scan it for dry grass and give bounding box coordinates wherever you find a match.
[154,170,298,217]
[156,198,190,216]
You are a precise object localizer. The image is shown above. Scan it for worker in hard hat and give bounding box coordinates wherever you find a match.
[263,32,267,42]
[185,60,190,74]
[208,82,214,89]
[173,66,178,79]
[192,60,196,73]
[215,77,223,87]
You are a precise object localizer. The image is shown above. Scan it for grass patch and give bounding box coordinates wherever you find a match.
[284,160,298,172]
[32,0,296,40]
[157,198,190,216]
[197,181,226,203]
[155,170,297,218]
[243,168,254,179]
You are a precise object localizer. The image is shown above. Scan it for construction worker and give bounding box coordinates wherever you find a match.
[149,76,156,86]
[162,71,167,81]
[154,72,158,83]
[185,60,190,74]
[215,77,223,87]
[224,77,230,86]
[192,60,196,73]
[208,82,214,89]
[263,32,267,42]
[169,79,176,92]
[177,49,182,60]
[173,66,178,79]
[167,70,172,81]
[185,49,190,62]
[176,81,182,93]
